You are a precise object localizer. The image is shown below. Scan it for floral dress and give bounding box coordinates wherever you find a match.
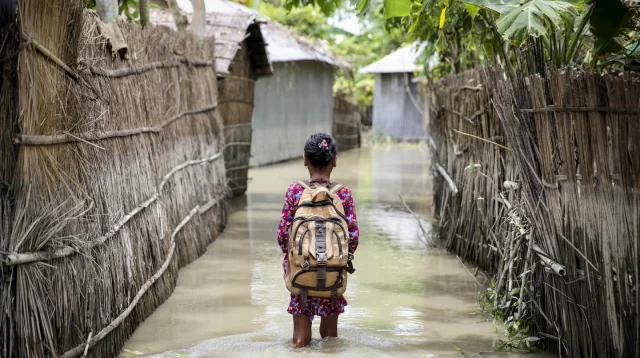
[277,182,359,319]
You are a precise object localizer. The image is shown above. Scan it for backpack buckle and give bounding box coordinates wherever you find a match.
[301,256,310,270]
[316,252,327,264]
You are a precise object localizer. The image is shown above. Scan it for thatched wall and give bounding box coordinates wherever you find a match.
[333,94,361,151]
[430,67,640,357]
[1,2,228,356]
[221,42,255,197]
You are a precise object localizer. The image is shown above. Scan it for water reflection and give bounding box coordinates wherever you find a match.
[121,144,548,358]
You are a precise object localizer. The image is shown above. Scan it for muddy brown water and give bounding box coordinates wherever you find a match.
[121,144,549,358]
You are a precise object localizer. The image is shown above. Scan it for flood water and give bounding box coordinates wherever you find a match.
[121,144,543,358]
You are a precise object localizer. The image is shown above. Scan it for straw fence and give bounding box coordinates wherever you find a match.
[1,2,230,356]
[333,94,361,151]
[220,42,255,197]
[430,67,640,357]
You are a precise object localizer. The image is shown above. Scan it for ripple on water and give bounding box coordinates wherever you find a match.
[150,328,438,358]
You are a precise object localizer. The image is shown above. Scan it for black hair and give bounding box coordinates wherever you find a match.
[304,133,337,168]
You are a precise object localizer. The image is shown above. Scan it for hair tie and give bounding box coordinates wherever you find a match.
[318,139,328,150]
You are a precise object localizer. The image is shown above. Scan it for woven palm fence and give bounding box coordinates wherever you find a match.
[0,2,231,356]
[430,67,640,357]
[220,41,254,197]
[333,94,361,151]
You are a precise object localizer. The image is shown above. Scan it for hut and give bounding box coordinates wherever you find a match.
[360,44,434,141]
[150,1,272,197]
[250,21,349,166]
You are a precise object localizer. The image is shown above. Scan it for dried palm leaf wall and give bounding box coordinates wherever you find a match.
[430,67,640,357]
[220,42,255,197]
[333,93,361,151]
[1,2,228,356]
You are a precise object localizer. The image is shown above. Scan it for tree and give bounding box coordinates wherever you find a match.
[139,0,149,27]
[281,0,639,76]
[192,0,207,36]
[96,0,119,22]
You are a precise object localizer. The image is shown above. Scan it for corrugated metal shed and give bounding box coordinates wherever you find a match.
[360,43,430,140]
[360,43,436,74]
[250,61,335,167]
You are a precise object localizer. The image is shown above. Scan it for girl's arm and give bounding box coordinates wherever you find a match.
[338,188,359,254]
[277,183,302,253]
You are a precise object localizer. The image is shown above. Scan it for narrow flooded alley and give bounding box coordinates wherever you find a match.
[121,145,527,357]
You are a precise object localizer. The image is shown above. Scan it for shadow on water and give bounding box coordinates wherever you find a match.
[121,144,551,358]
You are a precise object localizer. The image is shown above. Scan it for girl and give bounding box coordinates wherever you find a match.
[277,133,359,347]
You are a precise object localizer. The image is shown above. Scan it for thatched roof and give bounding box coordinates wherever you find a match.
[153,0,349,69]
[150,5,272,77]
[360,43,435,74]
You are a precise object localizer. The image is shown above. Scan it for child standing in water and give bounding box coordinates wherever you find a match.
[277,133,359,347]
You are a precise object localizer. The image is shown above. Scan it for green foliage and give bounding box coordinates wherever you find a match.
[590,0,633,60]
[86,0,158,22]
[283,0,639,75]
[259,2,406,109]
[478,279,542,353]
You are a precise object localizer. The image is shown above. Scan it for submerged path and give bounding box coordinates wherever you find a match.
[121,144,543,357]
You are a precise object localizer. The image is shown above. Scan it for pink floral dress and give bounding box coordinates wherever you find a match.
[277,182,359,319]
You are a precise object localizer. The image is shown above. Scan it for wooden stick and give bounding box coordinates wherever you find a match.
[398,193,434,247]
[532,243,566,276]
[435,163,459,195]
[82,332,93,357]
[453,129,512,152]
[15,105,217,146]
[520,106,640,114]
[21,32,79,81]
[87,56,213,78]
[457,256,484,287]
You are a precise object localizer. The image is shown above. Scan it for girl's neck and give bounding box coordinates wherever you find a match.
[309,173,331,182]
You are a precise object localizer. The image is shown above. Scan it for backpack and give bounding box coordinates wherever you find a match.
[285,180,356,310]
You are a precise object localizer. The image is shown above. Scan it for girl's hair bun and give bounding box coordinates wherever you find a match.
[304,133,337,167]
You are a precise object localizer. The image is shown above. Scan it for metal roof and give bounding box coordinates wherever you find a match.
[260,20,349,67]
[360,43,435,74]
[154,0,348,68]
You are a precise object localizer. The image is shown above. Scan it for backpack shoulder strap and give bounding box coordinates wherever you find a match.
[297,180,312,190]
[329,183,344,195]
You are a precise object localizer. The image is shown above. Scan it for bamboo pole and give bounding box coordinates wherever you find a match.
[15,105,217,146]
[435,163,459,195]
[139,0,149,27]
[87,57,213,78]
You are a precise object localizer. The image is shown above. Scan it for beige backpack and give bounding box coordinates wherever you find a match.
[285,181,356,309]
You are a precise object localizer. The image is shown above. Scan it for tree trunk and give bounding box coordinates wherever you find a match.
[191,0,206,37]
[139,0,149,27]
[167,0,187,31]
[96,0,118,23]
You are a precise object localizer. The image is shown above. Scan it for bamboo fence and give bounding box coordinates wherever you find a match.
[0,2,231,356]
[430,66,640,357]
[333,93,361,151]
